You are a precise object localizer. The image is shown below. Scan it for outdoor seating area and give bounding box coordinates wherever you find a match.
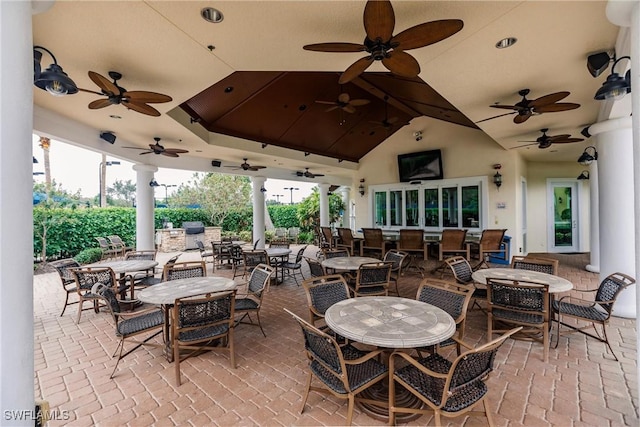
[34,247,637,426]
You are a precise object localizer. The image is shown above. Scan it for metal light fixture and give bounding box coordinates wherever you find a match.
[577,170,590,180]
[149,179,160,187]
[358,179,365,196]
[33,46,78,96]
[577,146,598,166]
[492,164,502,189]
[594,56,631,101]
[260,186,267,193]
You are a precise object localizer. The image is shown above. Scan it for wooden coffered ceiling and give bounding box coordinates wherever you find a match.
[180,71,477,163]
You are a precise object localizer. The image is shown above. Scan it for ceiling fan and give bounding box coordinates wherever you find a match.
[315,92,370,113]
[478,89,580,124]
[123,137,189,157]
[78,71,172,117]
[303,0,463,84]
[369,95,405,132]
[225,158,266,171]
[296,168,325,178]
[512,128,584,149]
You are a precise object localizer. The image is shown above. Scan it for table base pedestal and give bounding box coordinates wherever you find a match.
[358,382,423,422]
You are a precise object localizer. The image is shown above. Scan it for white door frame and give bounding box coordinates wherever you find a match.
[547,179,580,253]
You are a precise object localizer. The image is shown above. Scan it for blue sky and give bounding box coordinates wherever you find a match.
[31,134,316,203]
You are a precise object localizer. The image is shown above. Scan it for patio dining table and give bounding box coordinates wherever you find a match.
[86,259,158,301]
[471,268,574,293]
[137,276,237,361]
[265,247,291,284]
[325,296,455,421]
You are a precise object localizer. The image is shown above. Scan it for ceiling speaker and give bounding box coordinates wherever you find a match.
[587,51,613,78]
[99,131,116,144]
[211,160,221,167]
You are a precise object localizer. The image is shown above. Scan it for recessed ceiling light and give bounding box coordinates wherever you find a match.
[109,115,121,119]
[201,7,223,23]
[224,86,234,93]
[495,37,517,49]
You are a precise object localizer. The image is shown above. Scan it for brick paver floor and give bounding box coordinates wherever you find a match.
[34,247,638,426]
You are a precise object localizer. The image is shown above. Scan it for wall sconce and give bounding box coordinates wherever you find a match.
[33,46,78,96]
[492,164,502,190]
[149,179,160,187]
[577,170,590,180]
[260,186,267,193]
[594,56,631,101]
[358,179,365,197]
[577,146,598,166]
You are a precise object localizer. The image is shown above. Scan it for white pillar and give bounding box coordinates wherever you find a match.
[252,176,266,249]
[589,118,636,318]
[586,160,600,273]
[319,183,330,227]
[1,1,35,423]
[339,187,351,229]
[133,164,158,251]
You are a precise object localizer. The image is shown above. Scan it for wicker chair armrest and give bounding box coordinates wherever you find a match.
[390,350,449,379]
[556,294,599,307]
[117,306,158,319]
[344,348,386,365]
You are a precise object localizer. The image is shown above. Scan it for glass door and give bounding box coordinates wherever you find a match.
[548,181,579,252]
[405,189,420,227]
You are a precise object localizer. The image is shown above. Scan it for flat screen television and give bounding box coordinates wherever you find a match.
[397,149,443,182]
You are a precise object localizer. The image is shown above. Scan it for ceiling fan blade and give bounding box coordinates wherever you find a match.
[316,100,337,105]
[552,138,584,144]
[530,91,570,107]
[343,105,356,114]
[391,20,464,51]
[548,134,572,142]
[349,99,370,106]
[338,93,350,103]
[124,91,172,104]
[303,42,366,52]
[252,166,266,170]
[162,152,180,158]
[534,103,580,113]
[325,106,340,112]
[165,148,189,154]
[88,71,119,96]
[88,99,112,109]
[363,0,395,42]
[339,56,374,84]
[489,105,519,111]
[382,51,420,77]
[514,112,531,124]
[124,101,161,117]
[314,173,325,177]
[78,87,105,96]
[475,111,516,123]
[517,140,540,143]
[122,146,149,151]
[139,151,154,155]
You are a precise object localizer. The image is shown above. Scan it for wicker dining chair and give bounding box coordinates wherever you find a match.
[348,262,392,297]
[234,264,274,337]
[431,229,470,275]
[553,272,635,361]
[383,249,408,297]
[129,254,180,294]
[93,283,164,379]
[336,228,361,256]
[234,249,269,280]
[172,290,236,385]
[445,256,486,311]
[359,228,389,258]
[95,237,120,260]
[48,258,81,317]
[123,250,158,299]
[469,229,507,270]
[389,327,522,426]
[285,309,388,426]
[487,278,550,362]
[71,267,116,324]
[415,278,474,355]
[305,257,326,277]
[163,261,206,281]
[510,255,559,275]
[107,235,134,258]
[282,245,308,286]
[301,274,351,330]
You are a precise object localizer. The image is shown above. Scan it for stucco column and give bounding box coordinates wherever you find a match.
[318,183,330,227]
[252,176,266,249]
[133,164,158,251]
[339,187,351,229]
[1,1,36,423]
[589,117,636,318]
[586,160,600,273]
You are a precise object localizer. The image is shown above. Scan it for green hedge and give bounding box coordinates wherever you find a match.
[268,205,299,229]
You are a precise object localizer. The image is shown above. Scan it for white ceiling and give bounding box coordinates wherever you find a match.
[32,1,620,184]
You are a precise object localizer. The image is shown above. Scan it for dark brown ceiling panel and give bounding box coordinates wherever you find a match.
[180,71,475,162]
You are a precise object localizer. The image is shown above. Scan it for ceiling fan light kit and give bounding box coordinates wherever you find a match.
[33,46,78,96]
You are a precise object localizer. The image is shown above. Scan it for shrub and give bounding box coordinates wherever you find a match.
[74,248,103,265]
[297,231,314,244]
